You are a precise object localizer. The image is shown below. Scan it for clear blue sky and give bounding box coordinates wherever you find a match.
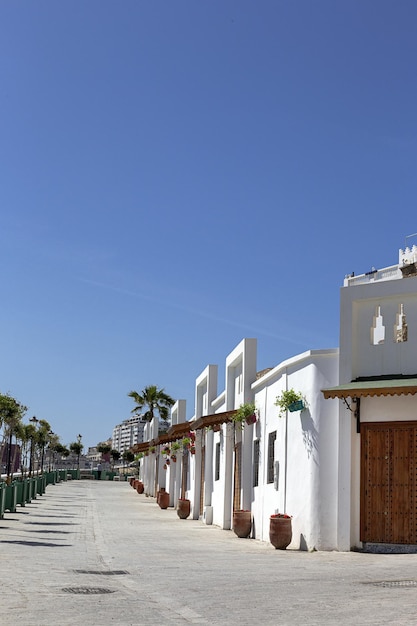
[1,1,416,449]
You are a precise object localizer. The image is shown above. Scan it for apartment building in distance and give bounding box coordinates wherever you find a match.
[112,415,147,454]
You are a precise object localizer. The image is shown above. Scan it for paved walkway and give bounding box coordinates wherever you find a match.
[1,480,417,625]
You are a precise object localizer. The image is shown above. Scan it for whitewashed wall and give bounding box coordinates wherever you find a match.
[251,349,339,550]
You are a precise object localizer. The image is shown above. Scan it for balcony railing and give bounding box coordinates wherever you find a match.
[344,265,400,287]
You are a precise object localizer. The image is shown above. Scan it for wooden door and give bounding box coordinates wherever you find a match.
[200,445,205,516]
[361,422,417,544]
[181,451,189,500]
[233,442,242,512]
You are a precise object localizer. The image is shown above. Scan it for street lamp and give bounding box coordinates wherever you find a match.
[29,416,38,477]
[77,434,82,470]
[5,426,13,484]
[46,430,54,472]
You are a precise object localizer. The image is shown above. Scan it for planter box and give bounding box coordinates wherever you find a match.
[288,400,304,412]
[0,483,6,519]
[5,482,18,513]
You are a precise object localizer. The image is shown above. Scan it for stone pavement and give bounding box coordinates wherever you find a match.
[1,480,417,625]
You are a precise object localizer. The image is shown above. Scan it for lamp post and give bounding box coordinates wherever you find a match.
[46,431,54,472]
[5,427,13,485]
[29,416,38,477]
[39,429,52,475]
[77,434,82,470]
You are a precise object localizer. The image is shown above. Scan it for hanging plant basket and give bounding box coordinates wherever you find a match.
[245,413,257,425]
[288,400,305,412]
[275,390,305,417]
[232,403,257,428]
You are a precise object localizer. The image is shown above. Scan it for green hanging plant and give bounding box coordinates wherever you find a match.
[231,402,257,428]
[275,389,305,418]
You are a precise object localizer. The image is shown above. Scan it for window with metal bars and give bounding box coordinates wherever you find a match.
[267,431,277,483]
[215,442,220,481]
[253,439,260,487]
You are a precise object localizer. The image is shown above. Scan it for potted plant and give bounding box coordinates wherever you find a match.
[171,454,177,463]
[269,513,292,549]
[232,403,257,428]
[275,389,305,417]
[181,437,191,449]
[171,441,181,453]
[177,498,191,519]
[158,488,169,509]
[233,509,252,538]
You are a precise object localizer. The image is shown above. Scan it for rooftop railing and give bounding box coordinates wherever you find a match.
[344,264,400,287]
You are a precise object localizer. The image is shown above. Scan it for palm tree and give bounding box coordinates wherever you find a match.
[128,385,175,432]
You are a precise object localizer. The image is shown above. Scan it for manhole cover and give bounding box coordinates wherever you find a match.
[62,587,116,594]
[74,570,129,576]
[366,580,417,588]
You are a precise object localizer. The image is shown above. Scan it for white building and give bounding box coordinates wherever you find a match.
[138,245,417,552]
[323,244,417,551]
[112,416,147,454]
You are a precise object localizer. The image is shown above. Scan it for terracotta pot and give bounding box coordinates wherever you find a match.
[233,510,252,538]
[245,413,257,425]
[177,499,191,519]
[269,516,292,550]
[159,490,170,509]
[129,477,135,486]
[136,481,144,494]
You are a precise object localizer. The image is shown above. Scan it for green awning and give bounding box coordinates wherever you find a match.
[322,378,417,399]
